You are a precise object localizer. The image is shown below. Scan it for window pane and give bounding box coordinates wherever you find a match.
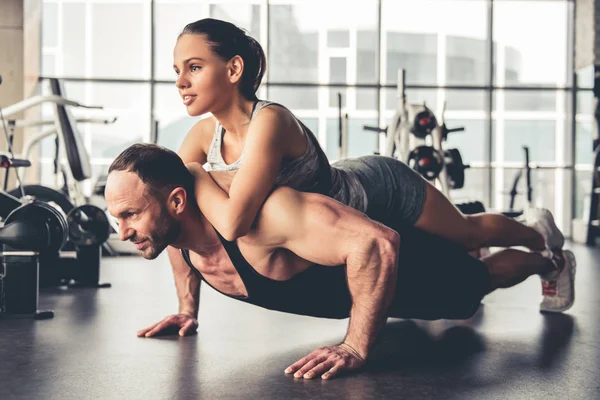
[494,1,568,87]
[503,120,555,163]
[451,167,489,208]
[42,54,55,76]
[577,89,594,116]
[154,83,201,152]
[269,1,378,84]
[446,36,489,86]
[209,3,263,40]
[385,32,437,86]
[356,88,378,111]
[326,118,378,161]
[91,2,150,79]
[576,121,595,165]
[42,2,57,47]
[327,88,378,160]
[499,168,557,216]
[268,86,318,110]
[576,65,595,89]
[328,30,349,47]
[61,3,86,77]
[357,29,378,84]
[154,2,207,81]
[383,0,488,86]
[90,84,150,158]
[62,82,151,158]
[446,90,487,111]
[384,88,438,112]
[501,90,557,112]
[328,58,347,107]
[330,89,347,110]
[444,119,487,164]
[574,170,593,219]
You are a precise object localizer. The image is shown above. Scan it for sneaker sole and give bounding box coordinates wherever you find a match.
[540,250,576,313]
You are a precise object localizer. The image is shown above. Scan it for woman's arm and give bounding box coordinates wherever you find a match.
[177,117,216,165]
[189,107,301,241]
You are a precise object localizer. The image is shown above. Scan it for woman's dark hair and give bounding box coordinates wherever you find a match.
[108,143,195,201]
[180,18,266,100]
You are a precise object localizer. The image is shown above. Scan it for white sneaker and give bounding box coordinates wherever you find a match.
[525,208,565,250]
[540,250,576,313]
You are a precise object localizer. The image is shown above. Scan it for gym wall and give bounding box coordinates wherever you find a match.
[0,0,42,187]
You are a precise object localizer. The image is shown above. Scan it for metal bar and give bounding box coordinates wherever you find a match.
[150,0,156,144]
[487,0,494,207]
[37,75,579,91]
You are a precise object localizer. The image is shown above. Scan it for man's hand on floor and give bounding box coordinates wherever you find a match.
[284,343,366,380]
[137,313,198,338]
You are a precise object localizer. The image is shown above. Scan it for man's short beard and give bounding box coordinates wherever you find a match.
[141,203,182,260]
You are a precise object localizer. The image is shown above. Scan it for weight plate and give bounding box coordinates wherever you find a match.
[445,148,466,190]
[67,205,111,246]
[5,201,68,253]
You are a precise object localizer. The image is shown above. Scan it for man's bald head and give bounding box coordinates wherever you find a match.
[107,143,195,201]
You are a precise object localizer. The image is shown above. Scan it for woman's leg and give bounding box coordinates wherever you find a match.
[414,182,546,251]
[482,248,554,291]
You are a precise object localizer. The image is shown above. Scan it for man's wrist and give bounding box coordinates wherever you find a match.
[178,309,197,318]
[340,341,367,361]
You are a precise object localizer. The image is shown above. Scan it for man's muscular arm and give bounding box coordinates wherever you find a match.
[137,247,201,338]
[168,246,201,318]
[253,187,400,378]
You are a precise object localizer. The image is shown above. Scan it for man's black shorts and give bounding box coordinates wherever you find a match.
[388,226,491,320]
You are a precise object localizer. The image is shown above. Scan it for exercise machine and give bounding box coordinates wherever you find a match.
[0,77,112,295]
[2,77,131,255]
[0,154,112,319]
[0,190,68,319]
[502,146,533,219]
[364,69,475,206]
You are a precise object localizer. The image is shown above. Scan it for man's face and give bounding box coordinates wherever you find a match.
[105,171,181,260]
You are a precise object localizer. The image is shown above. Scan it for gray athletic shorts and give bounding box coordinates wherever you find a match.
[332,155,427,227]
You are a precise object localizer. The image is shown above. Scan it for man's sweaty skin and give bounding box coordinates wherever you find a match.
[105,167,400,380]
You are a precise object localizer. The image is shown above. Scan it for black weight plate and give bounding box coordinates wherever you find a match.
[67,205,110,246]
[445,148,466,190]
[5,201,68,253]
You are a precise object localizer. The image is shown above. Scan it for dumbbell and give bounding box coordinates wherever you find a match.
[0,201,68,319]
[64,204,111,288]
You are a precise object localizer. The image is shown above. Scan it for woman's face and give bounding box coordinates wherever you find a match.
[173,34,236,116]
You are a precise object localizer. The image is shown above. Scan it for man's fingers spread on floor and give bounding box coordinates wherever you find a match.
[293,356,325,379]
[322,364,342,380]
[304,360,335,380]
[285,354,316,374]
[145,320,172,337]
[137,322,160,337]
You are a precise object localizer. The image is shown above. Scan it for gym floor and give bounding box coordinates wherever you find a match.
[1,242,599,400]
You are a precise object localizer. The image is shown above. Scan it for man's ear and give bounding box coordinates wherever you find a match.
[227,55,244,84]
[168,187,188,216]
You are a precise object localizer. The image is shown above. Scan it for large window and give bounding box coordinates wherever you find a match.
[493,1,569,87]
[39,0,577,235]
[382,0,488,86]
